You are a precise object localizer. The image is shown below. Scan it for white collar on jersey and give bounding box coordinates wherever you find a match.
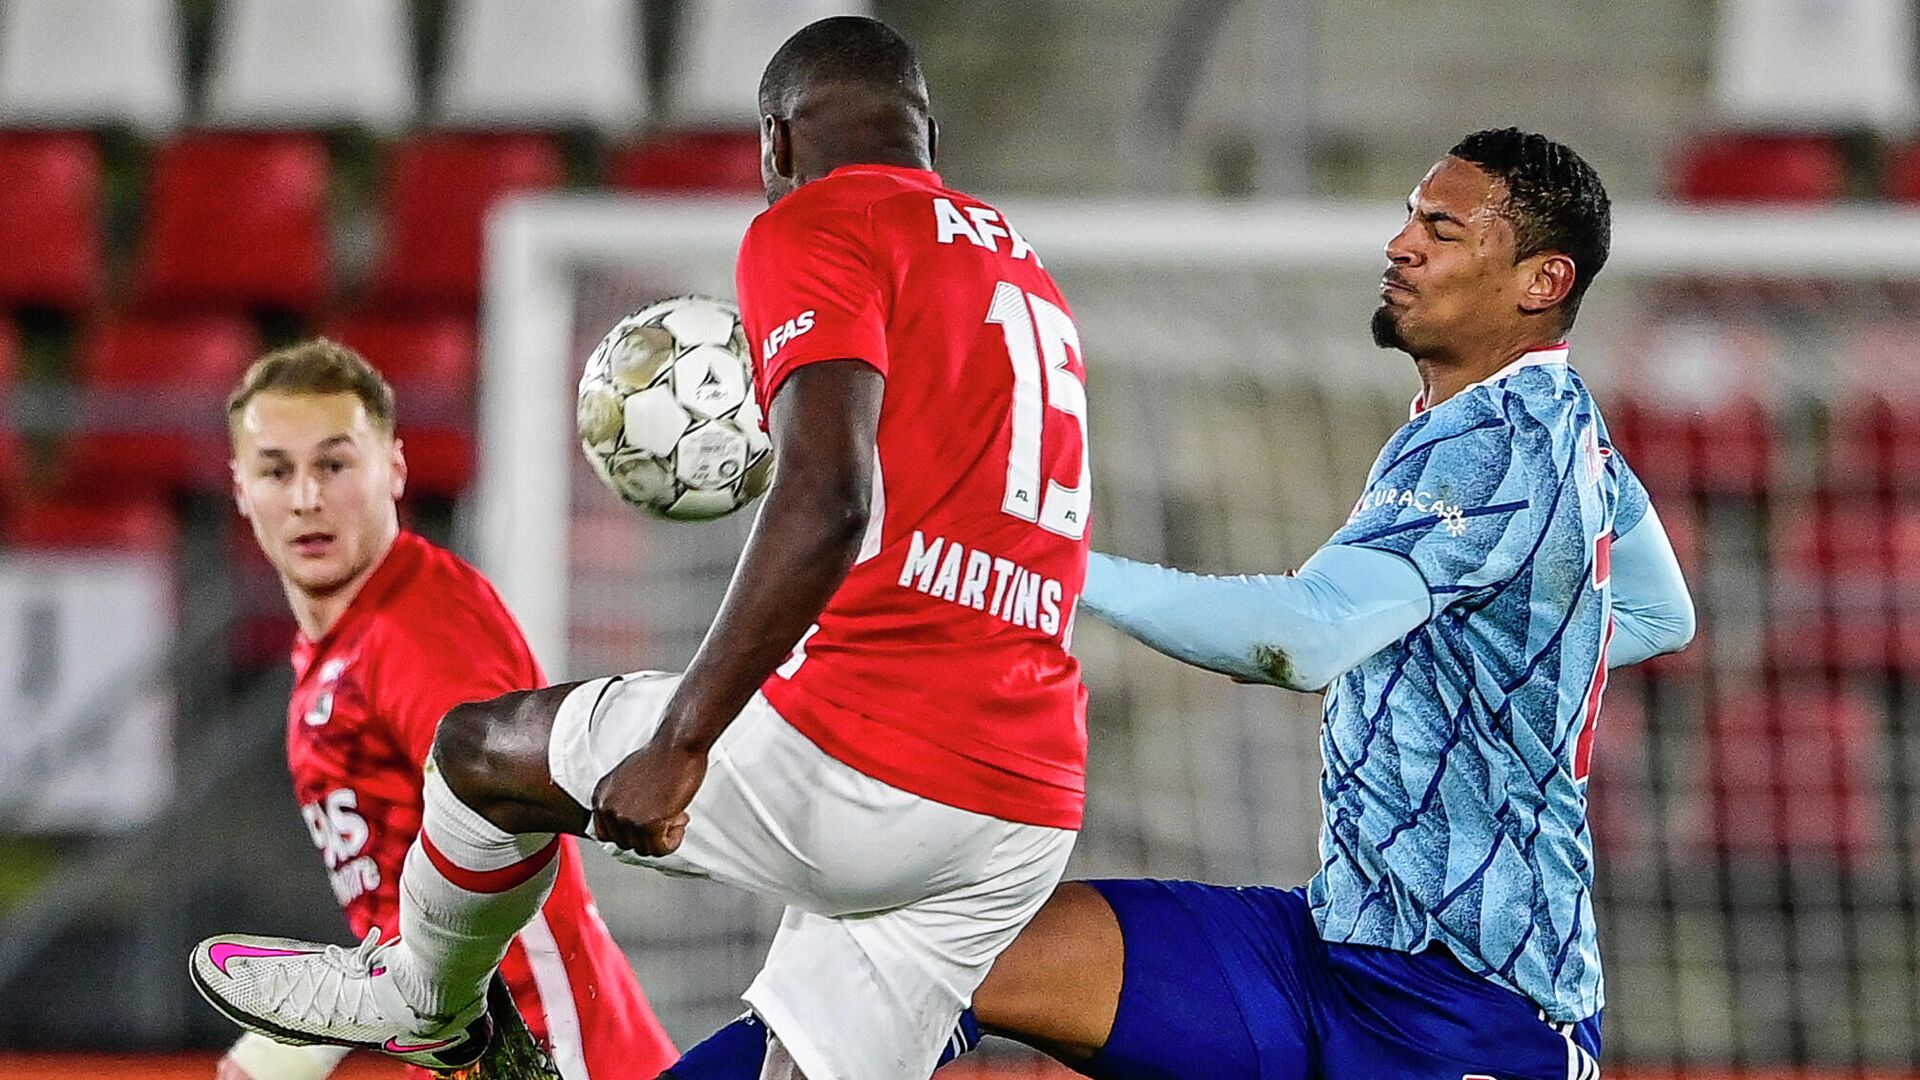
[1409,341,1570,418]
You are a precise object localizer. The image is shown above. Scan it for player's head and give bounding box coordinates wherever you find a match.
[228,339,406,601]
[1373,128,1610,359]
[757,15,935,205]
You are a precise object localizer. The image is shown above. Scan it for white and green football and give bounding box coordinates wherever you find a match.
[576,296,773,520]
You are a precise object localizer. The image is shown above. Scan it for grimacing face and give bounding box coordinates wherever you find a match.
[231,391,405,601]
[1373,156,1539,357]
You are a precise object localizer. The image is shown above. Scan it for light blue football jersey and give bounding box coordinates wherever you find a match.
[1308,345,1647,1022]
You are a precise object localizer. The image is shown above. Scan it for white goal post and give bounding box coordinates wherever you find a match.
[476,194,1920,675]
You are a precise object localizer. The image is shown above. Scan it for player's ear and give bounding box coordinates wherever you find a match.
[1519,252,1576,317]
[765,114,795,181]
[388,435,408,501]
[927,115,939,165]
[231,458,252,520]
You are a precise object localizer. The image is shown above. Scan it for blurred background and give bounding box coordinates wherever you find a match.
[3,0,1919,1077]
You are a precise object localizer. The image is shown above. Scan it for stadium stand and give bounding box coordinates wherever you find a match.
[670,0,868,125]
[59,314,260,495]
[0,133,105,312]
[367,132,565,310]
[3,496,177,555]
[1704,683,1890,865]
[611,130,763,193]
[0,319,20,500]
[1671,132,1850,203]
[132,134,333,316]
[433,0,647,134]
[202,0,419,133]
[0,0,186,133]
[322,311,478,496]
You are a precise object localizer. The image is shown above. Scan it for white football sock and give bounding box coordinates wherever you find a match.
[389,760,559,1020]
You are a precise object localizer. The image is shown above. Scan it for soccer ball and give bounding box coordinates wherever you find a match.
[577,296,773,520]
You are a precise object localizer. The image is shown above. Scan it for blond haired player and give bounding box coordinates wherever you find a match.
[215,341,675,1080]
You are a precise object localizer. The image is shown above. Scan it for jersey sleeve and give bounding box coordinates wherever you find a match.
[1328,420,1538,600]
[735,201,888,407]
[1609,448,1650,538]
[371,630,538,767]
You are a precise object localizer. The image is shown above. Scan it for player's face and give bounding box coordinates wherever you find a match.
[231,392,406,600]
[1372,157,1529,356]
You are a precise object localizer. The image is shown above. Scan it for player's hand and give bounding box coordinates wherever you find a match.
[589,734,708,857]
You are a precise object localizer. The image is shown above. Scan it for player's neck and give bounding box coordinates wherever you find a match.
[801,147,931,183]
[1414,334,1560,409]
[287,526,400,640]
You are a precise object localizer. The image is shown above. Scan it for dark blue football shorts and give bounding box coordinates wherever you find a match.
[1082,880,1602,1080]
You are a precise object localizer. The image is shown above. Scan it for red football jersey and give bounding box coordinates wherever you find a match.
[736,165,1090,830]
[286,531,675,1079]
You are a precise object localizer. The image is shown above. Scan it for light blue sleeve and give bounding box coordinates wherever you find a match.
[1607,503,1696,668]
[1080,544,1431,692]
[1609,448,1651,539]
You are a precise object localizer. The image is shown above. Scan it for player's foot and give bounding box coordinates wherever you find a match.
[189,927,490,1071]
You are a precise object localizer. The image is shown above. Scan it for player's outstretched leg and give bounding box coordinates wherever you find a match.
[190,685,591,1069]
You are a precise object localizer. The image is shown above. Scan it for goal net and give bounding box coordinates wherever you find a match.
[476,194,1920,1071]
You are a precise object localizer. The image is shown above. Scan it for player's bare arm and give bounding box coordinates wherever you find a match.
[426,360,885,852]
[591,359,884,856]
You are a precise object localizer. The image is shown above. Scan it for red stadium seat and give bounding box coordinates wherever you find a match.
[133,133,331,314]
[3,496,176,553]
[1827,399,1920,494]
[1766,494,1920,672]
[368,134,563,311]
[322,311,478,496]
[1670,133,1847,204]
[0,133,103,311]
[1606,398,1774,495]
[1883,142,1920,202]
[610,131,763,193]
[1701,683,1889,865]
[60,313,260,493]
[0,318,22,497]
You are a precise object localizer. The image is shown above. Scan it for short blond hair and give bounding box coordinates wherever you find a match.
[227,339,396,438]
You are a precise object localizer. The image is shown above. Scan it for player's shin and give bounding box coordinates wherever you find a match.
[388,762,561,1019]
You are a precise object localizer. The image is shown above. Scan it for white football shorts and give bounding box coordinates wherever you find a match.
[547,671,1077,1080]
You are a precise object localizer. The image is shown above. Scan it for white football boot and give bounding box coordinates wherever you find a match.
[189,927,490,1072]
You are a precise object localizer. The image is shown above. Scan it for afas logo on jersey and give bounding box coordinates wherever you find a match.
[763,310,815,361]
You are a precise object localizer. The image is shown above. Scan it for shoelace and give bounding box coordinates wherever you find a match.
[320,927,387,978]
[261,929,388,1026]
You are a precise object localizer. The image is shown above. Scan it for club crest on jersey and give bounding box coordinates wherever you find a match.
[1582,422,1611,485]
[304,657,349,727]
